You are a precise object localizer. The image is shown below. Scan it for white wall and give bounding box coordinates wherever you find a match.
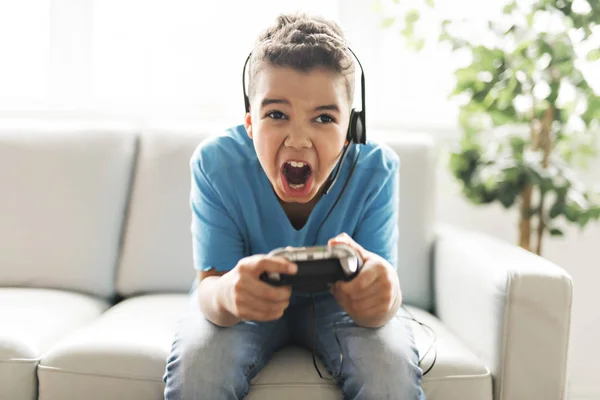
[434,145,600,400]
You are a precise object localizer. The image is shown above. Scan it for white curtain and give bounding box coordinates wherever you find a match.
[0,0,597,134]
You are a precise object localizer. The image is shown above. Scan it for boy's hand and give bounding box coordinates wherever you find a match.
[328,233,401,328]
[220,255,297,322]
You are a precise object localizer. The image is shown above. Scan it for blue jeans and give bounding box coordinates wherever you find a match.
[163,288,426,400]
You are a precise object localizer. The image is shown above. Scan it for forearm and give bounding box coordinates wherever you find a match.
[197,276,241,327]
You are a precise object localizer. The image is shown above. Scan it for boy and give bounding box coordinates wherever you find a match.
[163,12,426,400]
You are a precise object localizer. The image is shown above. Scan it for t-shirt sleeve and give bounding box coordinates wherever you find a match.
[353,161,400,270]
[189,156,245,272]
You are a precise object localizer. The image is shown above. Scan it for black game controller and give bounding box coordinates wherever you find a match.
[259,244,363,293]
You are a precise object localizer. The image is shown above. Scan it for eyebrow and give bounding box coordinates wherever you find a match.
[260,98,290,109]
[314,104,340,113]
[260,98,340,113]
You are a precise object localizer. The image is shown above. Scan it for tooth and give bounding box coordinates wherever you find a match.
[288,161,306,168]
[289,183,305,189]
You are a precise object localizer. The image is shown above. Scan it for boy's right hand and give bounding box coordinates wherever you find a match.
[219,255,297,322]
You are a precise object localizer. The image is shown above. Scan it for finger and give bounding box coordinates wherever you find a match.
[336,264,379,295]
[327,232,368,261]
[262,256,298,274]
[239,255,297,277]
[239,305,284,322]
[244,276,293,302]
[352,296,389,316]
[234,288,289,320]
[330,285,350,309]
[327,232,354,248]
[346,279,384,302]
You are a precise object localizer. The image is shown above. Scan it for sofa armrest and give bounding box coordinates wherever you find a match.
[433,224,573,400]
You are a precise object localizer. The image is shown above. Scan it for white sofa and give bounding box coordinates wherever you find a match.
[0,125,573,400]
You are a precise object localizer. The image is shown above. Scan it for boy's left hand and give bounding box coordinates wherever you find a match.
[328,233,401,328]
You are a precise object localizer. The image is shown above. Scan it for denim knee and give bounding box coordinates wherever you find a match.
[342,352,425,400]
[163,311,254,400]
[334,317,426,400]
[163,301,290,400]
[163,328,250,400]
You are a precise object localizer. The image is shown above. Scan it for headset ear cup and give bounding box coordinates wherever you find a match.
[348,109,365,144]
[244,95,250,113]
[348,110,359,143]
[355,111,365,144]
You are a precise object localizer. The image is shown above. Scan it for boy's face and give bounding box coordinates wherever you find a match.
[244,65,351,205]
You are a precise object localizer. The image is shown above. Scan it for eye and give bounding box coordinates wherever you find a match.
[266,110,287,120]
[315,114,335,124]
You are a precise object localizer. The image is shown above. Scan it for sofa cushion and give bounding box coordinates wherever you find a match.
[374,132,437,310]
[37,295,491,400]
[37,294,190,400]
[116,130,436,310]
[116,130,211,297]
[406,306,492,400]
[0,127,137,298]
[0,288,109,400]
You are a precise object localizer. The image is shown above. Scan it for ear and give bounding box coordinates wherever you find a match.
[244,112,253,139]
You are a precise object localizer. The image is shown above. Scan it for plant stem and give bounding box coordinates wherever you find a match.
[535,194,545,255]
[535,105,553,255]
[519,184,533,251]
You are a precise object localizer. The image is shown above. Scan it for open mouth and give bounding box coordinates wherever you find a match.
[281,160,313,194]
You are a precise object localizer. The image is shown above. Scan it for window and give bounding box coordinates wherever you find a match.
[1,0,597,135]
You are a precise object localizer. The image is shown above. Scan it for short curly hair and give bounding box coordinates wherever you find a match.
[247,13,355,107]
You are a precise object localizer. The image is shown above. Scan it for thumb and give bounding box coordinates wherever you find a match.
[260,255,298,275]
[240,255,297,277]
[328,232,368,261]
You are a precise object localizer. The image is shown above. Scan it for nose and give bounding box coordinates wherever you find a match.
[284,125,312,149]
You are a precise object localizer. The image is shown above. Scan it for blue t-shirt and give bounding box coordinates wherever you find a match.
[190,124,399,272]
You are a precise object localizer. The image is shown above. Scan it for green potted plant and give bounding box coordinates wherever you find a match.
[380,0,600,255]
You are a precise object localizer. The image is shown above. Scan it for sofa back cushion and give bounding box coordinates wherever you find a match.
[117,129,436,309]
[375,132,436,310]
[0,128,137,299]
[116,130,209,296]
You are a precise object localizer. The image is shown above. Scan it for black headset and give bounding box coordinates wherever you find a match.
[242,46,366,194]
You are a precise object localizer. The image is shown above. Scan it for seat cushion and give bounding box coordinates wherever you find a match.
[38,294,186,400]
[0,288,109,400]
[406,306,492,400]
[37,295,491,400]
[0,127,137,298]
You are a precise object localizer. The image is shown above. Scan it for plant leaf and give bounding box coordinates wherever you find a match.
[587,49,600,61]
[381,17,396,28]
[503,1,518,14]
[405,9,420,24]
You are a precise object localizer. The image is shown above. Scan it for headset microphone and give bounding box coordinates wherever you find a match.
[322,137,352,195]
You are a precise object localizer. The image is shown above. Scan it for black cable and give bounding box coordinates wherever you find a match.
[309,146,359,381]
[399,305,438,376]
[308,144,437,379]
[311,294,345,381]
[312,145,360,246]
[310,298,438,380]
